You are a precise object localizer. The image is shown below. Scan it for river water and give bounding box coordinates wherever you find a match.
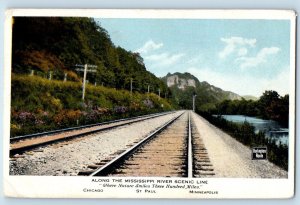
[216,115,288,145]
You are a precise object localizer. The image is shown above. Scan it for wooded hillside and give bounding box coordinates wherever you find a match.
[12,17,168,94]
[11,17,173,136]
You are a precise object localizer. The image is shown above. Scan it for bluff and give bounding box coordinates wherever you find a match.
[162,72,241,111]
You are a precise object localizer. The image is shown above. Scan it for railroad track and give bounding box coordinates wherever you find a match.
[10,111,176,156]
[79,111,215,177]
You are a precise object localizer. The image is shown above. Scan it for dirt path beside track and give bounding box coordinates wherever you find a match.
[191,112,288,178]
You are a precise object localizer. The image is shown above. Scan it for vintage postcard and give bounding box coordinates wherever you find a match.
[3,9,296,198]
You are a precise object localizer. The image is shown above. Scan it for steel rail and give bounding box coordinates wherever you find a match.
[10,111,175,142]
[10,111,178,156]
[187,111,193,177]
[89,111,185,176]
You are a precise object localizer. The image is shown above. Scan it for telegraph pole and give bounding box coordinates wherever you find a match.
[64,73,67,82]
[192,94,197,112]
[158,88,160,99]
[147,85,150,94]
[49,71,52,80]
[75,64,97,101]
[82,64,88,100]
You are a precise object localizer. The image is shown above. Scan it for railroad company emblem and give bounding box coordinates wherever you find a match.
[252,147,267,160]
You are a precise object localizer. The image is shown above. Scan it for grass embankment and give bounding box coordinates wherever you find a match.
[198,112,288,171]
[11,74,173,137]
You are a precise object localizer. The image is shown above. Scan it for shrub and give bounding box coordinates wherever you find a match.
[198,111,288,171]
[53,109,82,127]
[11,74,174,137]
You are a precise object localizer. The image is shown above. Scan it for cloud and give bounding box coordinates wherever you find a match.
[219,37,256,59]
[187,66,289,97]
[145,52,185,67]
[236,47,280,69]
[238,48,248,56]
[135,40,163,54]
[135,40,186,76]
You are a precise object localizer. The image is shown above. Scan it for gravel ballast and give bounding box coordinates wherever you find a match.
[10,111,183,176]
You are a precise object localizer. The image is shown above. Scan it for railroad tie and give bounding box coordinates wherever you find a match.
[191,117,215,177]
[77,170,95,176]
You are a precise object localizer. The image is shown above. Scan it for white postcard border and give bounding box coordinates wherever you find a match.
[3,9,296,199]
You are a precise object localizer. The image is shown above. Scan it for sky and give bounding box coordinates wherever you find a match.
[97,18,291,97]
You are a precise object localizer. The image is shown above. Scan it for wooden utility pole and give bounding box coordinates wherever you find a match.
[49,71,52,80]
[64,73,67,82]
[75,64,97,101]
[192,95,197,112]
[158,88,160,99]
